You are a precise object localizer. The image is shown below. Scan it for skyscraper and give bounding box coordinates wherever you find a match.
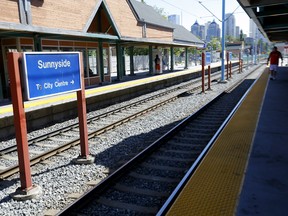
[206,20,220,41]
[249,19,257,38]
[205,21,211,39]
[168,14,180,25]
[191,20,200,37]
[199,25,205,40]
[235,26,240,39]
[225,13,235,38]
[191,20,205,40]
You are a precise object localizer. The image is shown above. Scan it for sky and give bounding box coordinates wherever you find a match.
[139,0,251,36]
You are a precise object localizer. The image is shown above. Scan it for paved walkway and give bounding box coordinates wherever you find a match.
[236,67,288,215]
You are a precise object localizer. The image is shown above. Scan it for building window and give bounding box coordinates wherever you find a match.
[103,48,109,75]
[88,49,98,77]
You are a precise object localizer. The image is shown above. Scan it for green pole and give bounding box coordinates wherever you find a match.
[116,43,122,80]
[99,41,104,83]
[122,47,126,76]
[184,47,188,69]
[149,45,153,74]
[170,47,174,71]
[129,46,135,75]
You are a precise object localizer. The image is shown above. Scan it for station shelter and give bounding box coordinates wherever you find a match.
[0,0,204,101]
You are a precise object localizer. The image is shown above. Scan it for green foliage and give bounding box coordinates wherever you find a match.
[173,47,184,57]
[153,6,168,19]
[140,1,167,19]
[226,35,237,43]
[125,47,149,56]
[240,30,244,41]
[206,37,221,51]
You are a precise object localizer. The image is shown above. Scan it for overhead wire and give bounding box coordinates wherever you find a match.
[150,0,244,29]
[159,0,199,18]
[198,1,221,22]
[158,0,211,23]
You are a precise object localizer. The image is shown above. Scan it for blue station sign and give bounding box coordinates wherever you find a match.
[23,52,81,100]
[229,52,233,61]
[205,52,211,65]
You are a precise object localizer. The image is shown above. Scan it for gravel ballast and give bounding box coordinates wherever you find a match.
[0,65,263,215]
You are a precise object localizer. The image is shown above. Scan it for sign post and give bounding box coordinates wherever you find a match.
[201,52,205,93]
[75,54,94,164]
[239,52,241,73]
[22,52,93,163]
[229,52,232,78]
[8,52,94,199]
[8,52,41,200]
[226,51,229,80]
[206,52,212,90]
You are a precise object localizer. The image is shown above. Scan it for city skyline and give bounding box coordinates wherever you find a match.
[191,15,242,41]
[138,0,250,35]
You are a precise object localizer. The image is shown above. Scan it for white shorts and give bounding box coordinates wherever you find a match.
[270,64,278,71]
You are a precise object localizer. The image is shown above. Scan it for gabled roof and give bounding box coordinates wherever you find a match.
[129,0,204,46]
[84,0,120,37]
[129,0,174,29]
[173,24,204,46]
[0,0,119,41]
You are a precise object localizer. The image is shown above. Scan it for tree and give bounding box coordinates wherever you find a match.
[139,1,167,19]
[153,6,168,19]
[226,35,237,43]
[206,37,221,51]
[125,47,148,56]
[240,30,244,41]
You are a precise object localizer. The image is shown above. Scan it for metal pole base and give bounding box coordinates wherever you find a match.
[11,185,42,201]
[73,155,95,165]
[218,80,228,84]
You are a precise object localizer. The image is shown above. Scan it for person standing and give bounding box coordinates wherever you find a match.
[267,46,283,80]
[154,55,160,73]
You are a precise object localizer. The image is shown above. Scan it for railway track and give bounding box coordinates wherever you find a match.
[0,65,244,179]
[57,74,257,215]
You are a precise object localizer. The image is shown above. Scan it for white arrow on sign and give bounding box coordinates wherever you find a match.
[70,80,74,85]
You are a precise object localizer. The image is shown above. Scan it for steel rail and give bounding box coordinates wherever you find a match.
[56,65,264,215]
[0,64,248,179]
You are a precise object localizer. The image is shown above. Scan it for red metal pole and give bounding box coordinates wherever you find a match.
[229,61,232,78]
[8,52,33,190]
[239,53,241,73]
[207,65,211,90]
[201,52,205,93]
[226,52,229,80]
[77,53,89,157]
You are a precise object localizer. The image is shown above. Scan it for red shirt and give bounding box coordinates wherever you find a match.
[269,51,282,65]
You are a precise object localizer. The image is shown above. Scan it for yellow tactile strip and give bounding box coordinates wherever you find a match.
[0,66,200,115]
[1,61,231,115]
[166,69,269,216]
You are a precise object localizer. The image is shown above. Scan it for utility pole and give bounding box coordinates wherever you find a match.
[221,0,226,82]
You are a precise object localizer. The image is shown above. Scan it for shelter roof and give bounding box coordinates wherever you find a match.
[129,0,174,29]
[237,0,288,42]
[172,24,204,46]
[129,0,204,47]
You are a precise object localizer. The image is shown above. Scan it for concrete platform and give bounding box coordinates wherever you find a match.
[236,66,288,215]
[164,66,288,216]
